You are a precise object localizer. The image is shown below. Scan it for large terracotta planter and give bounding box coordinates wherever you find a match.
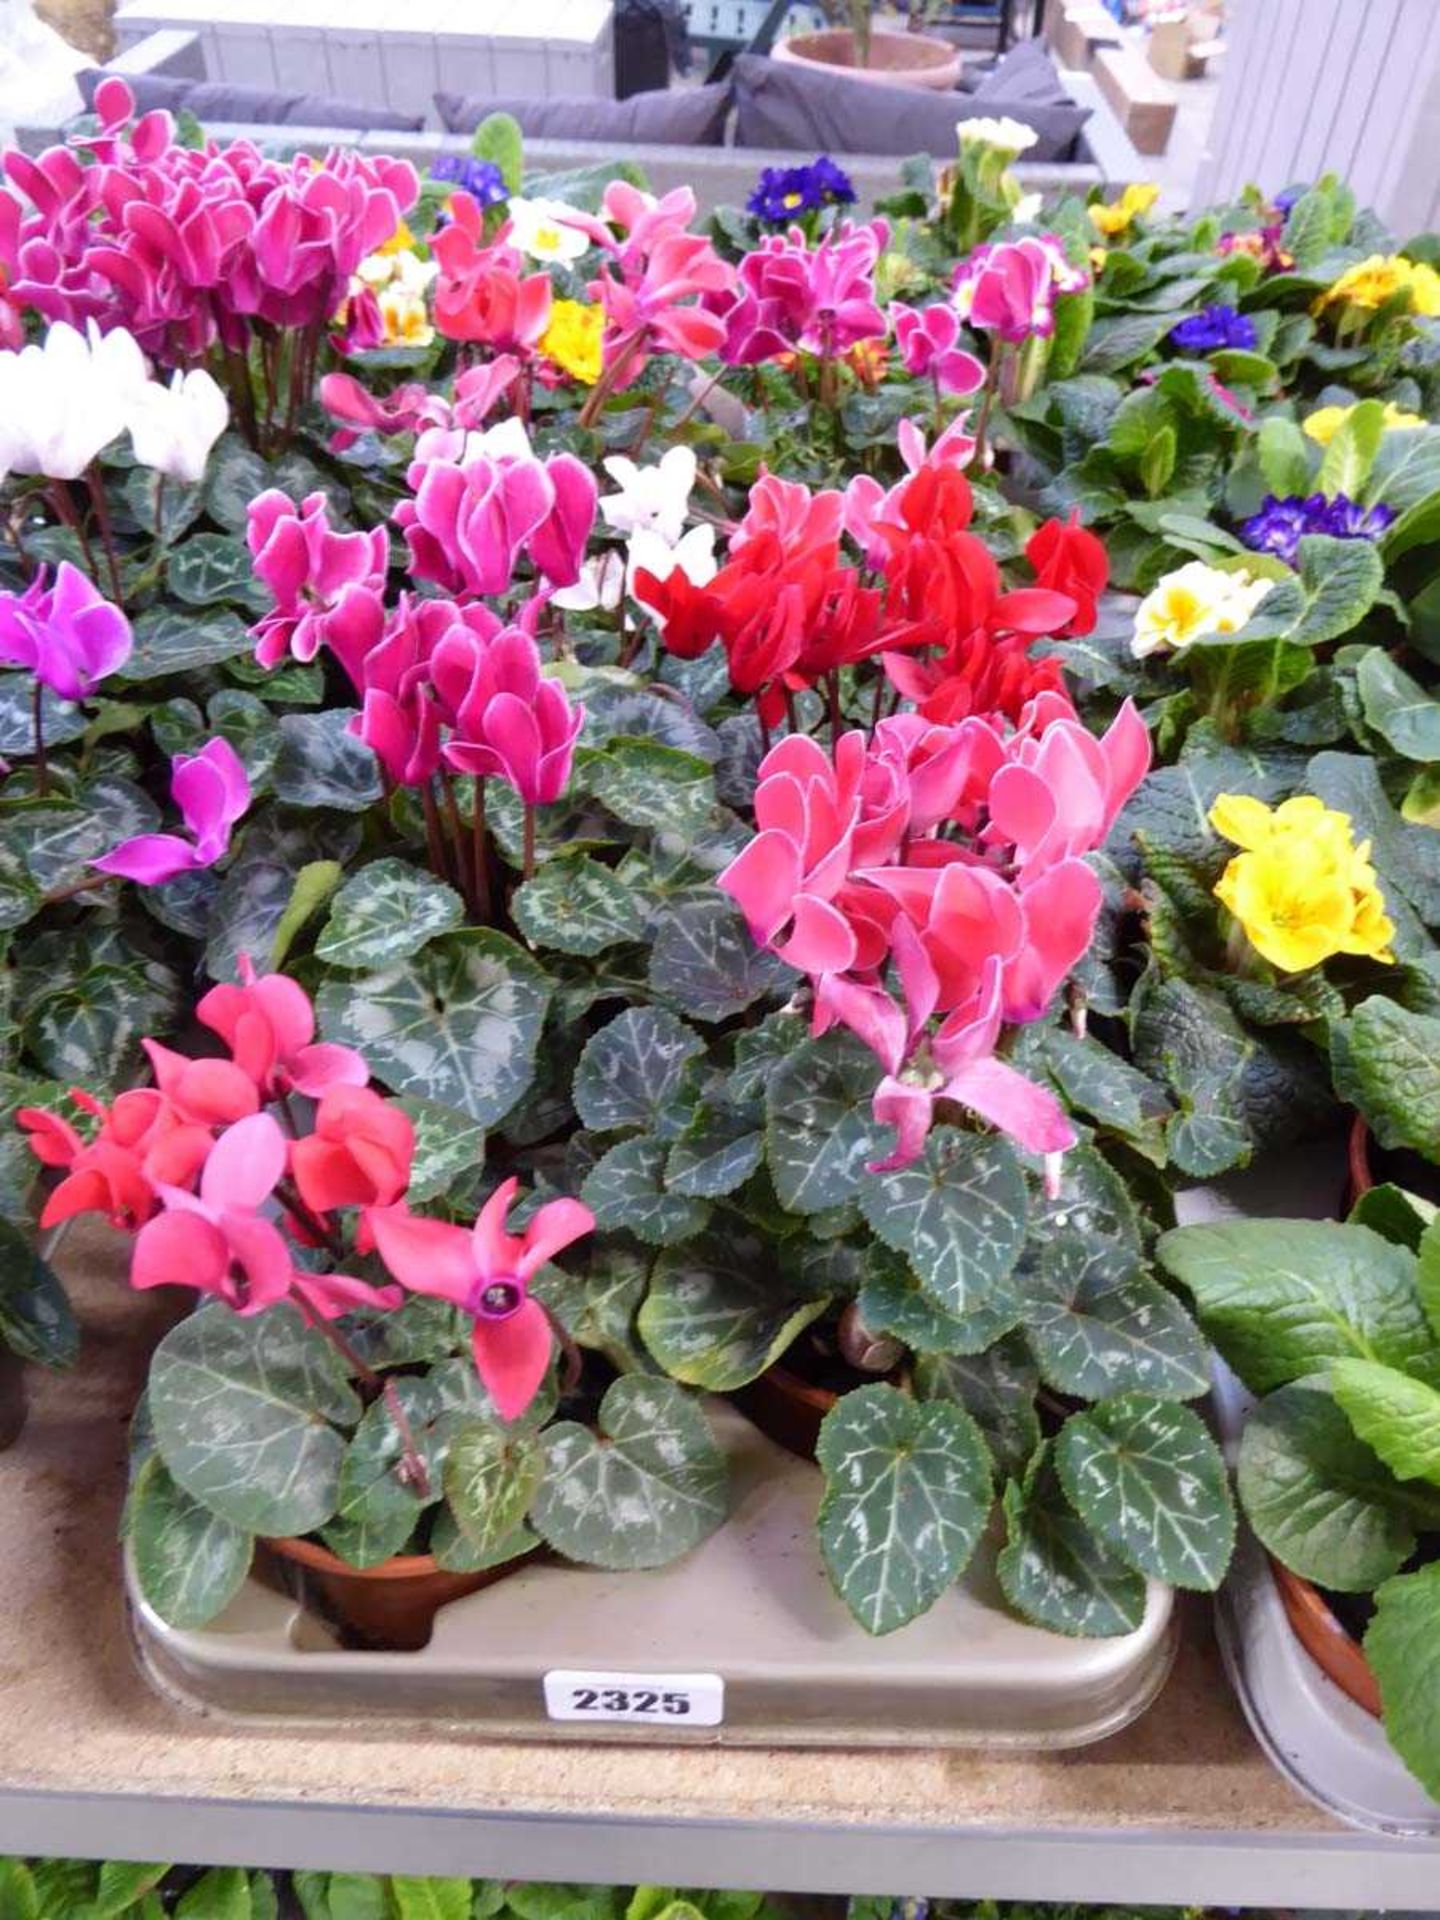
[773,26,963,91]
[1270,1558,1383,1718]
[264,1535,533,1651]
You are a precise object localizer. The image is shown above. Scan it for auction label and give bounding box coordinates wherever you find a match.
[543,1669,724,1726]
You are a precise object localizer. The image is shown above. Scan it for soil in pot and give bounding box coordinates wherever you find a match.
[773,26,963,90]
[261,1535,536,1652]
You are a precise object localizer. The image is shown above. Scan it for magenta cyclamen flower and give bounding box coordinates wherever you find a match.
[394,437,597,598]
[439,627,585,806]
[93,737,251,885]
[889,302,987,396]
[353,594,503,788]
[246,489,388,685]
[719,218,889,364]
[952,235,1089,343]
[0,561,132,699]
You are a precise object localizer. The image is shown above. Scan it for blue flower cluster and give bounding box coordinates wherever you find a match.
[1168,304,1259,352]
[431,155,509,207]
[747,155,857,224]
[1240,491,1397,564]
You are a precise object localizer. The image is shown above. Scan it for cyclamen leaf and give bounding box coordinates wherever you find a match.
[513,856,643,956]
[1365,1563,1440,1801]
[858,1243,1018,1356]
[530,1375,728,1570]
[638,1230,829,1390]
[122,606,251,680]
[272,710,382,811]
[572,1006,704,1133]
[858,1128,1028,1318]
[648,896,790,1020]
[1018,1238,1210,1401]
[321,1369,485,1568]
[168,532,263,608]
[0,1219,77,1368]
[391,1096,485,1205]
[913,1336,1040,1479]
[765,1031,887,1214]
[1056,1393,1234,1590]
[998,1445,1147,1638]
[582,740,715,835]
[581,1135,711,1245]
[665,1106,764,1198]
[316,859,464,970]
[815,1384,993,1636]
[444,1420,546,1562]
[128,1453,253,1630]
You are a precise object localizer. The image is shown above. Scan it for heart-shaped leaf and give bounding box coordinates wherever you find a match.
[1018,1238,1210,1401]
[638,1228,830,1389]
[169,533,263,609]
[859,1129,1028,1318]
[444,1420,546,1563]
[816,1383,993,1635]
[0,675,88,752]
[573,1006,704,1133]
[532,1244,651,1374]
[648,896,790,1020]
[530,1375,728,1569]
[393,1095,486,1205]
[665,1106,764,1197]
[322,1366,487,1568]
[858,1242,1018,1355]
[997,1443,1147,1638]
[512,855,642,957]
[149,1303,360,1537]
[0,1218,77,1367]
[4,776,160,891]
[124,463,203,542]
[272,710,382,811]
[204,436,272,533]
[1056,1393,1234,1590]
[765,1030,887,1214]
[581,1135,711,1245]
[121,607,251,680]
[582,740,715,835]
[317,931,551,1127]
[128,1453,253,1630]
[206,814,361,983]
[316,859,465,971]
[913,1336,1040,1479]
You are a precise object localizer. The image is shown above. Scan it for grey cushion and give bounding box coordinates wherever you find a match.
[730,53,1087,161]
[77,68,423,131]
[972,36,1072,108]
[433,83,731,146]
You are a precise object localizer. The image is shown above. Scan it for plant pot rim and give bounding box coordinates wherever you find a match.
[265,1535,447,1582]
[773,25,963,86]
[1269,1555,1383,1719]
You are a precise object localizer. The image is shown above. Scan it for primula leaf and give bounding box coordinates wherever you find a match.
[1238,1378,1440,1590]
[1055,1393,1234,1590]
[530,1375,728,1569]
[638,1228,829,1390]
[317,931,551,1127]
[1365,1563,1440,1801]
[1309,751,1440,931]
[1344,996,1440,1156]
[388,1880,475,1920]
[316,858,465,971]
[1018,1237,1210,1401]
[648,896,790,1020]
[1355,648,1440,761]
[149,1303,360,1536]
[1158,1217,1438,1392]
[581,1135,711,1246]
[815,1384,993,1636]
[513,855,643,956]
[572,1006,704,1133]
[859,1129,1028,1319]
[128,1453,253,1630]
[997,1443,1147,1638]
[1331,1356,1440,1486]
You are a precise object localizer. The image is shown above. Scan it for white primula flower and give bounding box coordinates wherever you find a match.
[391,249,438,296]
[1132,559,1273,659]
[0,320,149,482]
[600,446,697,546]
[551,549,626,613]
[1011,191,1043,224]
[128,368,230,485]
[505,196,591,265]
[957,115,1039,155]
[628,524,718,622]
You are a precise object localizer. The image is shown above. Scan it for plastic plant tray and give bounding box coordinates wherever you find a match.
[129,1402,1176,1748]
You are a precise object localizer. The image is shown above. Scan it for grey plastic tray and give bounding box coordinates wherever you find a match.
[128,1402,1176,1747]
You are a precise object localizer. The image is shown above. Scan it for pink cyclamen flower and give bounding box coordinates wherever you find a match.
[92,736,251,885]
[952,235,1089,343]
[0,561,132,699]
[395,435,596,597]
[131,1112,402,1320]
[719,219,889,365]
[987,696,1151,878]
[246,489,388,683]
[889,302,987,396]
[353,594,503,788]
[440,626,585,806]
[368,1176,594,1419]
[197,955,369,1101]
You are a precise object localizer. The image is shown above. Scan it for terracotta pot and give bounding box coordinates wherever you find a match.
[773,26,963,90]
[263,1535,532,1651]
[0,1347,25,1451]
[732,1364,836,1461]
[1270,1558,1382,1719]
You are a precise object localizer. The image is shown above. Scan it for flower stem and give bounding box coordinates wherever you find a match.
[31,678,48,797]
[291,1289,431,1499]
[438,768,474,916]
[827,672,843,750]
[47,479,100,587]
[471,775,491,923]
[86,464,125,605]
[578,328,646,430]
[421,779,454,890]
[972,335,1006,471]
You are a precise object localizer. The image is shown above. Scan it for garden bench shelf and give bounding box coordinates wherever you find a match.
[5,1223,1440,1907]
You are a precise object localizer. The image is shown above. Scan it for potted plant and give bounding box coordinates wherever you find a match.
[774,0,964,91]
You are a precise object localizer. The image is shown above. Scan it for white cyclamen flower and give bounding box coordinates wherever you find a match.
[0,320,149,482]
[600,446,698,547]
[628,524,718,620]
[551,549,626,614]
[128,368,230,485]
[957,115,1039,156]
[505,196,591,265]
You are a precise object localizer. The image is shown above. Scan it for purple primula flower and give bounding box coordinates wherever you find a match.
[0,562,132,701]
[1240,491,1398,564]
[93,737,251,886]
[747,156,857,224]
[431,155,508,208]
[1169,304,1258,352]
[1272,187,1302,215]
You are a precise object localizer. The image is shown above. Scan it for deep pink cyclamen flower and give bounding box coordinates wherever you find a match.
[0,561,131,699]
[368,1176,594,1420]
[196,955,368,1102]
[130,1112,402,1321]
[92,737,250,885]
[889,302,987,396]
[573,181,737,382]
[394,437,597,597]
[987,695,1151,878]
[352,594,503,787]
[719,219,889,365]
[440,626,585,806]
[952,235,1089,343]
[246,489,388,682]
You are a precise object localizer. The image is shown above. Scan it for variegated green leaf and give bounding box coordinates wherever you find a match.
[638,1228,829,1389]
[997,1443,1147,1637]
[128,1453,253,1630]
[512,855,642,956]
[765,1031,886,1214]
[572,1006,704,1133]
[444,1421,546,1562]
[316,858,465,970]
[272,710,382,811]
[581,1135,711,1245]
[1018,1238,1210,1401]
[648,896,790,1019]
[859,1130,1028,1318]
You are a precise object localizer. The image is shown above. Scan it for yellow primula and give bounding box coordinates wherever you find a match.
[540,299,605,385]
[376,219,417,257]
[1302,400,1428,444]
[1209,793,1396,972]
[378,285,434,349]
[1317,253,1440,317]
[1088,181,1160,238]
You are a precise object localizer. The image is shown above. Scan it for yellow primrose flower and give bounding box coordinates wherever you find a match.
[1088,181,1160,238]
[378,285,434,349]
[1408,260,1440,315]
[1209,793,1396,971]
[1132,560,1273,659]
[540,299,605,385]
[1089,245,1109,274]
[376,219,416,257]
[1317,253,1440,317]
[1303,400,1427,443]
